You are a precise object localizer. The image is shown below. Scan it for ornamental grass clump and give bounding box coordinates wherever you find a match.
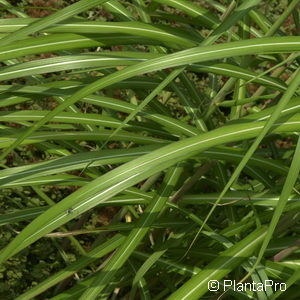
[0,0,300,299]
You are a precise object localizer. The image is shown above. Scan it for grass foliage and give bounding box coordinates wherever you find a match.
[0,0,300,299]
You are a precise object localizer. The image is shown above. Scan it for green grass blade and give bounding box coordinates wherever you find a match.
[0,0,110,47]
[191,67,300,255]
[78,164,183,300]
[167,227,267,300]
[1,36,299,163]
[1,114,300,263]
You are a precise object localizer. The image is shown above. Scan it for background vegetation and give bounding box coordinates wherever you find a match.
[0,0,300,299]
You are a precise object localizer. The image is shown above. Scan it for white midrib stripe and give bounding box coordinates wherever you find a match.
[0,58,142,78]
[3,42,299,80]
[83,41,300,96]
[0,39,89,56]
[257,104,300,121]
[2,114,120,124]
[52,24,185,39]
